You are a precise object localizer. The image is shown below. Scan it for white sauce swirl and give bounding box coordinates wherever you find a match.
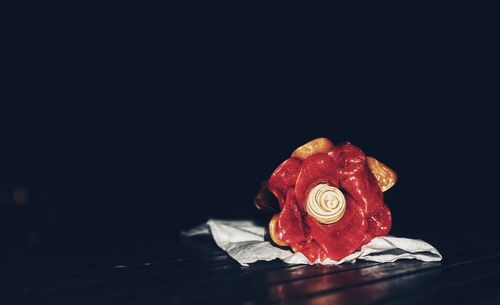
[306,183,346,224]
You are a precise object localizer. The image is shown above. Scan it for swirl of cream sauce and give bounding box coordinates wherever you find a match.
[306,183,346,224]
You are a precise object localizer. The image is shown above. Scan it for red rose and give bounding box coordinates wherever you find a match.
[265,138,396,262]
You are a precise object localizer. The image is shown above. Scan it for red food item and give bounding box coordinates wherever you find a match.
[267,140,392,262]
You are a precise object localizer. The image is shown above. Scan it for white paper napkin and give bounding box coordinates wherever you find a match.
[182,219,442,266]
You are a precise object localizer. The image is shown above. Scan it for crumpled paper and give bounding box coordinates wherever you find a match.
[182,219,442,266]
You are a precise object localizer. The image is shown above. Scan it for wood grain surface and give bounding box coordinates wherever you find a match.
[1,235,498,305]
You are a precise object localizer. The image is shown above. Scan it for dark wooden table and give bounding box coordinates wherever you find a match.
[1,235,499,305]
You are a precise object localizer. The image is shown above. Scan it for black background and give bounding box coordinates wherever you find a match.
[1,10,499,261]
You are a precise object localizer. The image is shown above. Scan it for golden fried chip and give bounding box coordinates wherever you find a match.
[291,137,334,160]
[367,156,398,192]
[268,214,288,246]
